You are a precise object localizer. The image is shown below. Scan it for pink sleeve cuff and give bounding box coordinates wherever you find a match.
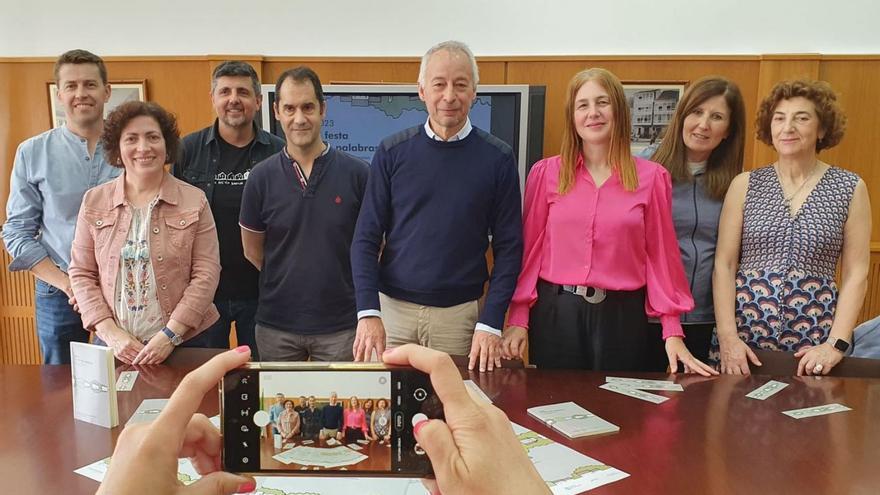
[506,303,531,329]
[81,306,115,331]
[170,304,204,330]
[660,314,685,340]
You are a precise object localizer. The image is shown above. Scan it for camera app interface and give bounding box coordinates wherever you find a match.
[225,368,439,474]
[258,371,393,472]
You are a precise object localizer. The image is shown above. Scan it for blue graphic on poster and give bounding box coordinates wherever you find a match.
[322,95,492,163]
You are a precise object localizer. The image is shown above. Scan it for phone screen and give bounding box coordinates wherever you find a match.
[222,364,441,476]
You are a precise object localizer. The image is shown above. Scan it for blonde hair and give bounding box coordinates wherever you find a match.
[559,68,636,194]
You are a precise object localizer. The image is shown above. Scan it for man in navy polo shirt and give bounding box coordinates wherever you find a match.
[239,66,369,361]
[350,40,523,372]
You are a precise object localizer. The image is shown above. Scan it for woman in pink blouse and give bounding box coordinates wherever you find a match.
[501,68,716,375]
[342,395,369,443]
[69,101,220,365]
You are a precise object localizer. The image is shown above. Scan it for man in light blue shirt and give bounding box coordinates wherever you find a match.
[268,393,285,435]
[2,49,120,364]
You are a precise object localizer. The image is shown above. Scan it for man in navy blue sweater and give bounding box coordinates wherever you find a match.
[350,41,523,372]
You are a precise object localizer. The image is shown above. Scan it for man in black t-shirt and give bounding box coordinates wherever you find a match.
[174,61,284,359]
[300,396,322,440]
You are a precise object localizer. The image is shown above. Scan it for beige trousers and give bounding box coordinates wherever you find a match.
[379,292,478,356]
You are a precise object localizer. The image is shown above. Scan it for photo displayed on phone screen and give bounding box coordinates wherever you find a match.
[223,367,439,476]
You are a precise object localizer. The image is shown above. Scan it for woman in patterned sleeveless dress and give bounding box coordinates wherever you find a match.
[711,80,871,375]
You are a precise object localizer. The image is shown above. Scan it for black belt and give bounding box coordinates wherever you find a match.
[539,280,646,305]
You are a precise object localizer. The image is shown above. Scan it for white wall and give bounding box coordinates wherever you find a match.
[1,0,878,57]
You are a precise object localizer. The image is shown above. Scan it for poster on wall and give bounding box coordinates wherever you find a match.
[47,80,147,129]
[624,82,686,158]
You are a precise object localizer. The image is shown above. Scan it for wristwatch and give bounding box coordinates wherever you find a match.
[828,337,850,354]
[161,327,183,346]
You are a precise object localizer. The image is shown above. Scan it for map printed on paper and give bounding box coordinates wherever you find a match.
[75,457,426,495]
[75,422,627,494]
[273,446,368,468]
[74,458,201,485]
[514,424,629,492]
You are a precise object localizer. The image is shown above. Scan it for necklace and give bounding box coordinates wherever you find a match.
[776,161,821,209]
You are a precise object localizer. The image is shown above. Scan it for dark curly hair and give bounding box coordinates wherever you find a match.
[755,79,847,152]
[101,101,180,168]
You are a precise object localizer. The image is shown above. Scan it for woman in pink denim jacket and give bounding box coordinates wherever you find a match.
[70,101,220,364]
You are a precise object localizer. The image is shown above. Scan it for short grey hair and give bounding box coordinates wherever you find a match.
[417,40,479,88]
[211,60,261,96]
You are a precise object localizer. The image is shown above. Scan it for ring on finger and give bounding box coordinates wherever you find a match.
[813,364,824,373]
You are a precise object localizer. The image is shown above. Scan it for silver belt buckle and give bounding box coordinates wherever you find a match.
[574,285,606,304]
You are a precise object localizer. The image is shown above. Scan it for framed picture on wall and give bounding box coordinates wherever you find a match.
[46,80,147,129]
[623,81,686,158]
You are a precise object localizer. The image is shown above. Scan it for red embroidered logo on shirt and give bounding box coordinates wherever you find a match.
[334,195,342,204]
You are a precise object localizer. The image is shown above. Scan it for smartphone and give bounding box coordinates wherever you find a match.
[221,362,442,476]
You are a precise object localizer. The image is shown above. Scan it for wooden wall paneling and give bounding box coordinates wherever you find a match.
[206,56,265,79]
[264,59,421,87]
[103,60,217,135]
[505,60,581,162]
[0,61,55,225]
[0,58,220,225]
[819,58,880,241]
[750,55,821,170]
[0,63,12,226]
[0,317,40,364]
[0,251,34,310]
[0,61,54,364]
[0,250,39,364]
[1,54,879,364]
[261,59,506,87]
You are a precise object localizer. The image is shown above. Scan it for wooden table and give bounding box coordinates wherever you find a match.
[2,350,879,494]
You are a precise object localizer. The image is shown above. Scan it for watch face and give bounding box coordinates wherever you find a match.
[833,339,850,352]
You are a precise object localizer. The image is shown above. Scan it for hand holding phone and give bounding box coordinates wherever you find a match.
[384,345,551,495]
[222,361,442,476]
[98,345,548,495]
[96,347,256,495]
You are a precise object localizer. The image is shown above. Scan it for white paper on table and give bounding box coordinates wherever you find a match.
[76,422,628,494]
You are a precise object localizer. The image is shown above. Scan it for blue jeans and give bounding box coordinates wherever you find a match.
[184,299,259,358]
[34,279,89,364]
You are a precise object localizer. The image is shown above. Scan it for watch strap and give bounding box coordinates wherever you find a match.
[161,326,183,346]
